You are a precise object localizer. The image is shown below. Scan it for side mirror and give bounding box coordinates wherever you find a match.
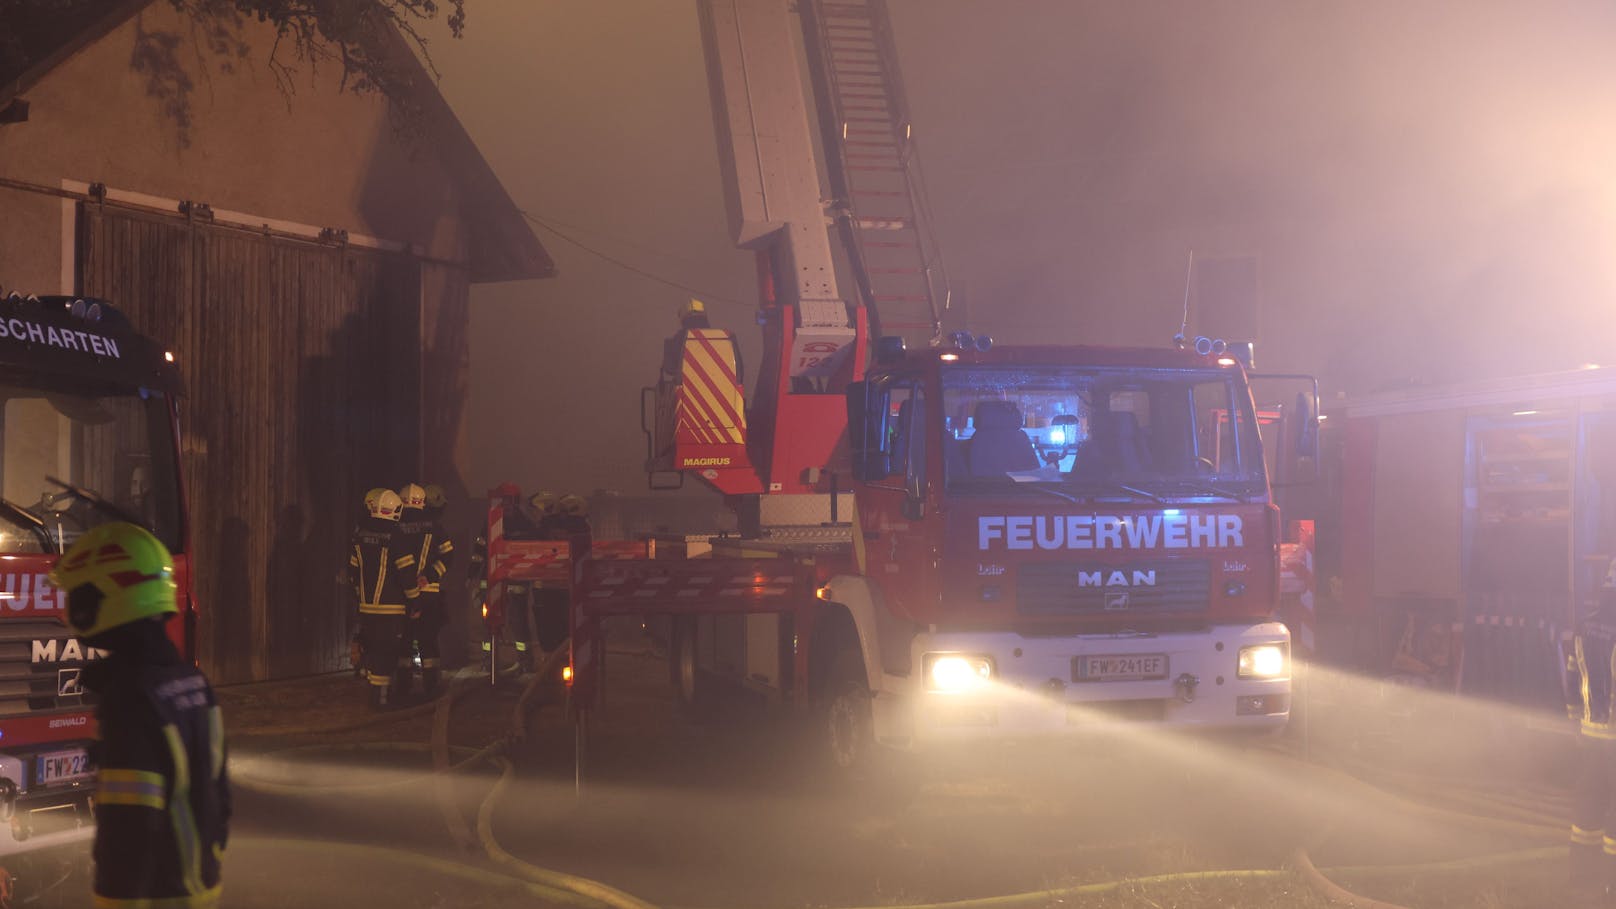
[1293,391,1318,459]
[845,381,890,481]
[1249,373,1320,487]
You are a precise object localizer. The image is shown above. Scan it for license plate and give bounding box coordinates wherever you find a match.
[1073,653,1169,682]
[37,748,90,785]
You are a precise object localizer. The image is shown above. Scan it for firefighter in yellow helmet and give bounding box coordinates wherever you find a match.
[352,487,409,707]
[48,522,228,908]
[1569,557,1616,898]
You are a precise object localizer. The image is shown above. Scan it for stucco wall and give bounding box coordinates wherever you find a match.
[0,1,471,282]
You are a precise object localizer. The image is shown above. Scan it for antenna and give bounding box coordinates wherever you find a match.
[1173,250,1195,349]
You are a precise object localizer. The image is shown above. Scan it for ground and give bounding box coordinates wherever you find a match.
[4,637,1583,908]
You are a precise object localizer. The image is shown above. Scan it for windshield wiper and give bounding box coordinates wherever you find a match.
[0,499,52,552]
[45,476,142,526]
[1054,480,1168,505]
[1173,480,1253,503]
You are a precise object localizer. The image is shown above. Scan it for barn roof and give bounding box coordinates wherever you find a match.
[0,0,554,284]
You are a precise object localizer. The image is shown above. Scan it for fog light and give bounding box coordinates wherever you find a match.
[926,654,993,692]
[1237,643,1288,680]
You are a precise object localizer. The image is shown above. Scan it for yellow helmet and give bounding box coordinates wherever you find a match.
[423,484,447,509]
[559,494,588,517]
[48,522,177,639]
[364,488,403,521]
[399,483,427,510]
[528,490,557,515]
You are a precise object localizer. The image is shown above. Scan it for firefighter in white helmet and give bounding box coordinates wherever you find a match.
[351,487,408,708]
[49,522,229,908]
[1568,557,1616,898]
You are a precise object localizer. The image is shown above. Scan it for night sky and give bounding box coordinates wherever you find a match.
[430,1,1616,497]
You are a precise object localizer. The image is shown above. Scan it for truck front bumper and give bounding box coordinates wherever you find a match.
[874,622,1290,748]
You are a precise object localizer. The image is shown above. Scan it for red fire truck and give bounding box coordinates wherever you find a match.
[488,0,1314,772]
[0,292,189,849]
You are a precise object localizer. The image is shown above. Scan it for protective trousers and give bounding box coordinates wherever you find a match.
[1572,734,1616,893]
[359,610,405,694]
[402,595,446,685]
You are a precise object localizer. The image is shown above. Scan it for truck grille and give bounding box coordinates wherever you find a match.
[0,621,97,716]
[1017,561,1211,616]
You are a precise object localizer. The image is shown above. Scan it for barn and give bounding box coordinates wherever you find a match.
[0,1,553,682]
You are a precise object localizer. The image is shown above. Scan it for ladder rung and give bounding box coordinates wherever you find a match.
[845,189,905,196]
[855,219,911,230]
[860,239,913,247]
[841,104,890,113]
[868,267,923,275]
[837,92,890,101]
[843,116,893,123]
[873,295,930,303]
[844,152,900,161]
[847,166,903,173]
[844,139,898,148]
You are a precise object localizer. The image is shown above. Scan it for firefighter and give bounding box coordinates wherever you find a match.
[47,522,229,908]
[352,487,409,708]
[1569,557,1616,899]
[399,482,454,696]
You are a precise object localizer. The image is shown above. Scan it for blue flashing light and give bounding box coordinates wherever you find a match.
[1048,428,1066,445]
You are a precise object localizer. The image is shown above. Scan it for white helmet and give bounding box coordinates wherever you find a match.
[399,483,427,510]
[364,488,403,522]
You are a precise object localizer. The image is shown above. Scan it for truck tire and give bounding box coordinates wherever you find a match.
[822,643,874,776]
[670,616,711,719]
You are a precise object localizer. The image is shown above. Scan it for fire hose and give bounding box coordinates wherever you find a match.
[231,656,1573,909]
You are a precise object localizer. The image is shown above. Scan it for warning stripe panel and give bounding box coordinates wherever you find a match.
[577,559,812,616]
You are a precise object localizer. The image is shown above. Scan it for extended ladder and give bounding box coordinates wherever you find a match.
[801,0,947,350]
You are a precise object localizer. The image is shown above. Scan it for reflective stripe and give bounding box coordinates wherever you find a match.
[1603,835,1616,856]
[94,884,221,909]
[358,603,405,615]
[394,554,416,569]
[1573,826,1604,846]
[98,769,166,811]
[420,658,440,669]
[161,725,205,895]
[438,540,454,554]
[404,588,420,600]
[206,707,224,782]
[432,560,447,578]
[366,672,392,687]
[1581,721,1616,740]
[419,583,441,593]
[372,546,389,605]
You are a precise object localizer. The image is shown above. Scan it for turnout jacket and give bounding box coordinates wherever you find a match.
[398,512,453,599]
[88,636,229,908]
[350,517,410,615]
[1569,601,1616,739]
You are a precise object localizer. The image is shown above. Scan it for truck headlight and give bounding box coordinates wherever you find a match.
[925,654,994,692]
[1237,643,1288,680]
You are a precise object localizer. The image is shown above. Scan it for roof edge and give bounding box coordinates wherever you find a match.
[0,0,151,106]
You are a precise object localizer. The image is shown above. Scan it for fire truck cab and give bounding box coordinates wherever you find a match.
[838,339,1292,746]
[0,292,188,848]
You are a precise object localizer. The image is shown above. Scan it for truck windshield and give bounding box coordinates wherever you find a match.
[0,376,182,554]
[942,366,1266,499]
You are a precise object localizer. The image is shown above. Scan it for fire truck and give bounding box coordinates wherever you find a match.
[0,292,189,849]
[486,0,1314,771]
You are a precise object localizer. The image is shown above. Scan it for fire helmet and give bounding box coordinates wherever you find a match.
[424,484,447,509]
[529,491,557,514]
[559,494,588,517]
[364,488,403,522]
[399,483,427,510]
[48,522,177,639]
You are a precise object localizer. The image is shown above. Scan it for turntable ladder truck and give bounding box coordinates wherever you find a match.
[565,0,1300,771]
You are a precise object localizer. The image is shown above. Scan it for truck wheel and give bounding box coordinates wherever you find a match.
[823,644,874,775]
[670,616,710,719]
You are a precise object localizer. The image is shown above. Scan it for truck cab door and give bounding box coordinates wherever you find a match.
[859,376,936,622]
